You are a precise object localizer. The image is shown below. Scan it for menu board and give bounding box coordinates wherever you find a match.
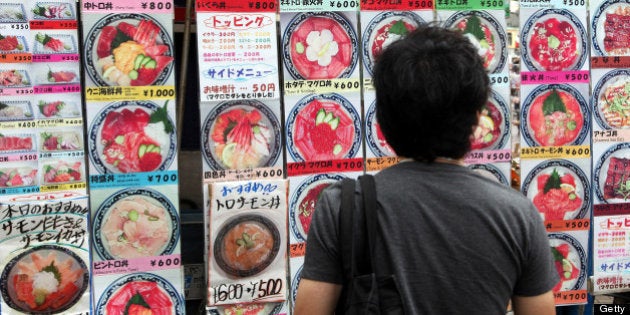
[80,0,185,311]
[206,179,289,307]
[0,196,90,314]
[518,0,591,305]
[590,0,630,296]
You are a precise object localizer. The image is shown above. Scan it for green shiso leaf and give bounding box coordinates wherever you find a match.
[542,89,566,116]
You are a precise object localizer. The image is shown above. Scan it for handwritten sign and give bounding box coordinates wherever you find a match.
[207,179,288,306]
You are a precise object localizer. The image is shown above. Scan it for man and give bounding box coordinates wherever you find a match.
[294,25,558,314]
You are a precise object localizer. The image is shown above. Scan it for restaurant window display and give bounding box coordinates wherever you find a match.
[3,0,630,313]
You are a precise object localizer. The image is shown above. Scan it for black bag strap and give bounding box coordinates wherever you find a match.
[340,178,356,279]
[359,175,378,275]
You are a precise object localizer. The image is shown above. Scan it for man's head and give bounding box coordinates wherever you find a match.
[373,25,490,162]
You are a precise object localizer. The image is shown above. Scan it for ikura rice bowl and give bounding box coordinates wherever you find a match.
[289,94,359,162]
[100,195,172,259]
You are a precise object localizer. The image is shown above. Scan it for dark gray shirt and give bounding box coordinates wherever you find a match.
[302,161,559,314]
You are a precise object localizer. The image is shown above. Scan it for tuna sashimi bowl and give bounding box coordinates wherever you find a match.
[88,100,176,174]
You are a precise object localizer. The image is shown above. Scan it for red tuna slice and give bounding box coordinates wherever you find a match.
[134,19,160,48]
[0,136,32,151]
[144,44,169,57]
[51,71,76,83]
[0,35,19,50]
[310,16,334,31]
[116,21,137,38]
[97,26,118,58]
[101,111,123,142]
[329,22,351,45]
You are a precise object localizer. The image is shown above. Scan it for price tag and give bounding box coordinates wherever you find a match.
[594,203,630,217]
[436,0,505,10]
[489,73,510,87]
[287,158,363,176]
[520,145,590,159]
[365,156,402,172]
[465,149,511,164]
[553,290,587,304]
[30,20,78,30]
[7,23,29,30]
[591,56,630,69]
[0,87,33,96]
[1,53,32,63]
[279,0,358,12]
[196,0,276,12]
[210,277,285,306]
[34,84,80,94]
[83,0,173,13]
[203,167,284,183]
[284,79,361,96]
[85,86,176,101]
[0,185,39,196]
[40,181,87,192]
[361,0,433,10]
[545,219,590,232]
[93,254,182,275]
[290,242,306,257]
[520,71,589,84]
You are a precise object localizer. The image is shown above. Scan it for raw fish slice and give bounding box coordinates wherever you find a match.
[97,26,118,58]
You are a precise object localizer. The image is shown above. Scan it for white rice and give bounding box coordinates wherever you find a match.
[143,122,170,151]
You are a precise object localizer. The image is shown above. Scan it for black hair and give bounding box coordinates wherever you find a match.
[373,25,490,162]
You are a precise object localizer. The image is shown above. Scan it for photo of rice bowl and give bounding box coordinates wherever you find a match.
[92,188,179,260]
[362,11,426,75]
[444,10,507,74]
[84,13,174,86]
[470,90,510,151]
[201,100,281,170]
[468,164,509,185]
[286,93,361,162]
[364,100,395,157]
[592,69,630,129]
[548,233,586,292]
[521,159,590,221]
[591,0,630,56]
[95,272,184,315]
[0,245,88,314]
[213,214,281,278]
[282,11,358,80]
[88,100,176,174]
[290,173,346,242]
[521,84,589,147]
[521,9,587,71]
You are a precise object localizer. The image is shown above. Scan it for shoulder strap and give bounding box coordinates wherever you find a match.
[340,178,356,278]
[359,174,378,274]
